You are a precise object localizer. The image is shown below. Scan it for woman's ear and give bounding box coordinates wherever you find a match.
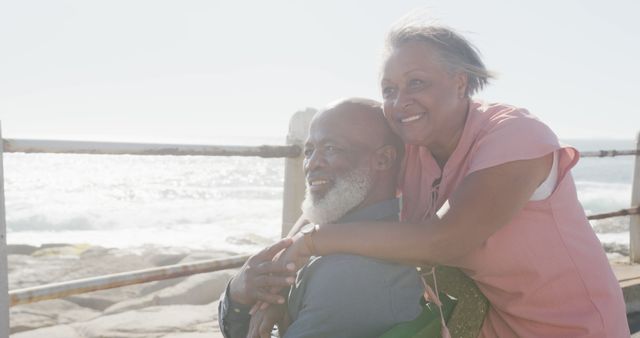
[373,145,397,171]
[456,72,469,98]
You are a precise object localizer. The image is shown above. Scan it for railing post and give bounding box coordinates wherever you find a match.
[281,109,316,237]
[631,131,640,263]
[0,122,9,337]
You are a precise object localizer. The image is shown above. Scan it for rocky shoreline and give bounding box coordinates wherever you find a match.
[8,243,235,338]
[7,241,630,337]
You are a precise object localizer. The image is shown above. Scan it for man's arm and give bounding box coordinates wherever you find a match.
[218,238,296,337]
[218,283,252,338]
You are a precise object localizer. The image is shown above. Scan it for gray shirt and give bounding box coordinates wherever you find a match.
[219,199,422,338]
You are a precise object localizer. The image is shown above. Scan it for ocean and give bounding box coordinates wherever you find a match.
[3,138,637,254]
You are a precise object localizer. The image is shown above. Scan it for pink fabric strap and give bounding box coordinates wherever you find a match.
[421,267,451,338]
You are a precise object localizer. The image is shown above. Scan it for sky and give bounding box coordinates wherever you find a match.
[0,0,639,144]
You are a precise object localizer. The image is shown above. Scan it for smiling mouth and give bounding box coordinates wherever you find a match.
[309,179,328,187]
[399,113,425,123]
[307,178,331,194]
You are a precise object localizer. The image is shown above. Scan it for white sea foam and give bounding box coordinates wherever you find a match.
[4,153,284,252]
[576,180,632,215]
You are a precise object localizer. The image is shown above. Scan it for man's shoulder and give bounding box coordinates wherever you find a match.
[304,254,420,292]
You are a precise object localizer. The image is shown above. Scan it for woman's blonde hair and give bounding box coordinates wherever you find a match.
[385,20,494,97]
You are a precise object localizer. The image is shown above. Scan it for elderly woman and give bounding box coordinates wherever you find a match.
[279,23,629,337]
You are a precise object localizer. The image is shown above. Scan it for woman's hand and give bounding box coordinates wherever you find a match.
[277,232,313,271]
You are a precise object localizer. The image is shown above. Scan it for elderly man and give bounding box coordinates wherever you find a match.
[218,98,423,337]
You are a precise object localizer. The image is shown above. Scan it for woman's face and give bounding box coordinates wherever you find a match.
[380,41,467,147]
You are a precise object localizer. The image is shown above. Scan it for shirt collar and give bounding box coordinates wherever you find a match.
[336,198,400,224]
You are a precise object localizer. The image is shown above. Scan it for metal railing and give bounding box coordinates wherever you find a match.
[2,138,300,158]
[581,150,640,158]
[0,116,638,336]
[9,254,250,307]
[0,109,316,336]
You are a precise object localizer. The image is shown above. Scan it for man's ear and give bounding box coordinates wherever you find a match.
[372,145,397,171]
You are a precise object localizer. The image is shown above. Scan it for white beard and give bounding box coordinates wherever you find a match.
[301,166,372,224]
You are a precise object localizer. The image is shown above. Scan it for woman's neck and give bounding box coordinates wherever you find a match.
[428,99,470,169]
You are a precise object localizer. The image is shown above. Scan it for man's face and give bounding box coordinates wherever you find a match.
[303,108,373,200]
[301,107,377,224]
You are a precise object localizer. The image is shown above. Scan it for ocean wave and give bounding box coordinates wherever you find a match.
[3,152,636,249]
[575,180,632,214]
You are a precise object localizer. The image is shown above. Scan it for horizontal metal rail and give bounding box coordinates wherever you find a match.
[9,254,249,307]
[3,140,639,159]
[587,206,640,220]
[581,149,640,158]
[2,139,301,158]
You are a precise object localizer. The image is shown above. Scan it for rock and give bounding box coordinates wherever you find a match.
[179,252,231,264]
[39,243,71,250]
[148,253,189,266]
[10,324,81,338]
[7,254,37,275]
[79,246,115,258]
[8,245,233,338]
[604,242,630,256]
[162,332,223,338]
[134,246,191,266]
[7,244,38,255]
[8,255,76,289]
[73,303,218,338]
[63,282,151,311]
[10,299,99,334]
[105,271,233,314]
[64,295,117,312]
[139,277,186,297]
[32,244,91,258]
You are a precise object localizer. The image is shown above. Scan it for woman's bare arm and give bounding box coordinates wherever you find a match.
[284,154,553,266]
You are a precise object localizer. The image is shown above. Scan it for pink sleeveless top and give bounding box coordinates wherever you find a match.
[399,101,629,337]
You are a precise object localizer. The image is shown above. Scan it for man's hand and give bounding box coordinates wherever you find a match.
[250,233,313,313]
[246,305,286,338]
[229,238,297,305]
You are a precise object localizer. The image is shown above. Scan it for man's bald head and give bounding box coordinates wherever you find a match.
[312,98,403,161]
[301,98,403,223]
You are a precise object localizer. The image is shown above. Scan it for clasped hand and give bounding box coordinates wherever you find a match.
[228,234,313,337]
[229,238,298,305]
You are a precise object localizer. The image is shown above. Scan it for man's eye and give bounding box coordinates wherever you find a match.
[382,87,396,99]
[303,148,313,157]
[408,79,424,87]
[325,146,338,153]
